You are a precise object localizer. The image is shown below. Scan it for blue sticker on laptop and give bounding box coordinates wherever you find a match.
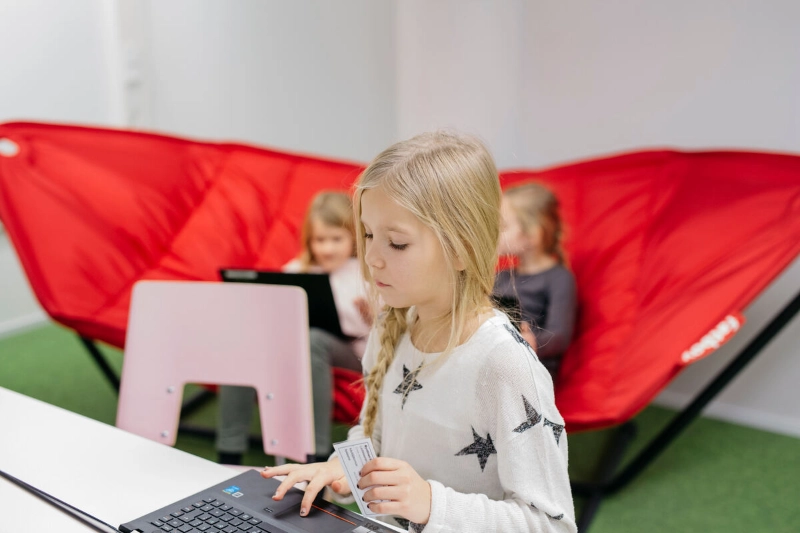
[223,485,240,494]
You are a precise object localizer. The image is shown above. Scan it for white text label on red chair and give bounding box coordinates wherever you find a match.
[680,313,745,365]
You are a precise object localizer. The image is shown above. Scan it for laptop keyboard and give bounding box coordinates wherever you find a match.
[146,497,270,533]
[120,469,392,533]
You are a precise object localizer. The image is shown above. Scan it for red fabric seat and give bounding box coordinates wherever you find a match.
[2,121,800,431]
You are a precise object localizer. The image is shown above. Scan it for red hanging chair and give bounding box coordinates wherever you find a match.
[1,120,799,446]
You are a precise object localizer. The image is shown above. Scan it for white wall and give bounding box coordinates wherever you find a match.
[0,0,120,335]
[396,0,800,436]
[397,1,800,167]
[137,0,397,162]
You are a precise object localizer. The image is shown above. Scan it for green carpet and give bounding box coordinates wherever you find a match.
[2,323,799,532]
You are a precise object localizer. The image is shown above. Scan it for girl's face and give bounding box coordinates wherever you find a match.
[360,187,455,321]
[309,217,354,272]
[497,196,537,256]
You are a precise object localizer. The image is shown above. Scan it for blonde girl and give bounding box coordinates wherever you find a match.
[263,132,576,532]
[217,191,371,464]
[494,183,577,380]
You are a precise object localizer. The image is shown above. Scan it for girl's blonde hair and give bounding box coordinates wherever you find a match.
[354,131,501,437]
[297,191,355,271]
[504,182,567,265]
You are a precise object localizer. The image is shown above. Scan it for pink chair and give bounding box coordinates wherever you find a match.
[116,280,315,464]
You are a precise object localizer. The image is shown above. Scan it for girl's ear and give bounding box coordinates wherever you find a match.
[453,255,466,272]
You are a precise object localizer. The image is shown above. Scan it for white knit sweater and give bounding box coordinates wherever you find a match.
[343,310,577,533]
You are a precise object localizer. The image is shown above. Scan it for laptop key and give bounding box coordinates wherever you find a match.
[151,520,165,527]
[237,525,252,531]
[224,526,238,533]
[240,514,252,521]
[211,501,224,507]
[218,514,234,522]
[160,526,173,532]
[229,518,243,527]
[190,519,203,527]
[228,509,242,517]
[171,511,184,517]
[247,519,261,525]
[201,505,214,512]
[182,506,194,513]
[197,525,211,532]
[193,502,205,508]
[178,525,193,533]
[203,498,217,503]
[220,505,232,511]
[169,519,183,527]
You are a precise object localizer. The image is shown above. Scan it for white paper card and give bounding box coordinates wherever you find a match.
[333,437,386,516]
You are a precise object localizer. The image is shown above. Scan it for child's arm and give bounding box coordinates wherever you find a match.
[533,269,577,359]
[423,343,576,533]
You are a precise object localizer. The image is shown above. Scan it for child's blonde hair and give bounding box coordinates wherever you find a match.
[297,191,355,271]
[504,182,567,265]
[354,131,501,437]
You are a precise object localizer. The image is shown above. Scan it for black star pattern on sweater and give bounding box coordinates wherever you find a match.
[544,418,565,445]
[393,363,424,408]
[530,502,563,521]
[513,394,543,433]
[503,323,536,357]
[456,427,497,472]
[396,518,426,532]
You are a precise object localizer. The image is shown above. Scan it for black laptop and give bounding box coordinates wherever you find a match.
[120,469,393,533]
[220,269,349,340]
[2,467,396,533]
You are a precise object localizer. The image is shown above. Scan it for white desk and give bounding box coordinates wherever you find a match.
[0,386,403,532]
[0,386,238,530]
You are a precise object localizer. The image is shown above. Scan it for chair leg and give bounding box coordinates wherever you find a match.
[572,422,638,532]
[78,336,120,391]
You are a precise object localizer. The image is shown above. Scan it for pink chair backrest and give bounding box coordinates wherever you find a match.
[116,280,315,463]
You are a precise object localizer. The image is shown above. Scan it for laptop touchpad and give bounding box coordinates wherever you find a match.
[264,489,304,515]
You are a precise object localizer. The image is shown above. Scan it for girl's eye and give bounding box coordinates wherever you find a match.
[364,233,373,240]
[389,242,408,251]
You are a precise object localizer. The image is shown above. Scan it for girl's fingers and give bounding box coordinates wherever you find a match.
[330,476,350,494]
[299,479,327,516]
[361,457,401,476]
[261,464,299,478]
[362,485,403,503]
[367,500,403,516]
[357,470,394,490]
[272,471,305,500]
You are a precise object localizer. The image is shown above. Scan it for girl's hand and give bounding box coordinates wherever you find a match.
[354,297,373,326]
[520,322,538,351]
[358,457,432,525]
[261,458,349,516]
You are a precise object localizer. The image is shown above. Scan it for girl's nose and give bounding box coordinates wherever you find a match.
[365,243,383,269]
